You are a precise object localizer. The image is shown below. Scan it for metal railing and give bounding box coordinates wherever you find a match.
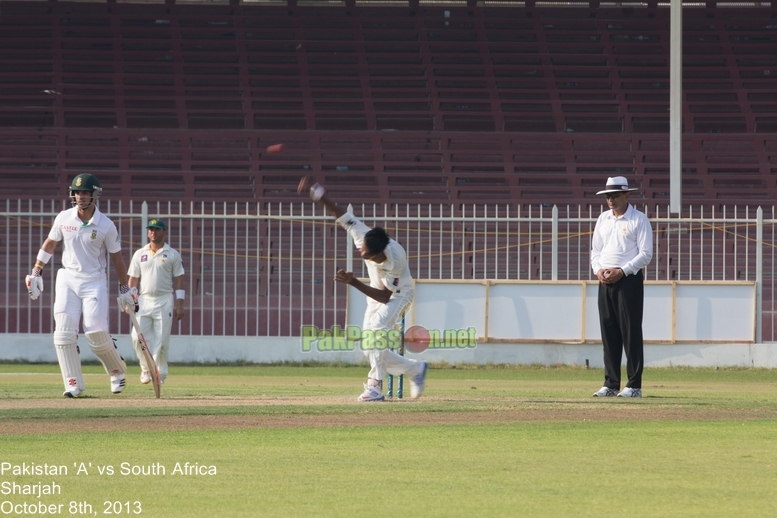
[2,200,775,341]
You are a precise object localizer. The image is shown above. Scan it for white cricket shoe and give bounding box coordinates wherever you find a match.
[410,362,429,399]
[140,371,152,384]
[617,387,642,398]
[592,386,618,397]
[63,388,83,398]
[357,380,384,402]
[111,374,126,394]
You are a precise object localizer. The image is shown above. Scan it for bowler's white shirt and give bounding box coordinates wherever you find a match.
[591,204,653,276]
[128,243,185,298]
[48,207,121,278]
[336,214,414,296]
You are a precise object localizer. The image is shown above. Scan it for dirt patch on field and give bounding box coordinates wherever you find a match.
[1,396,774,435]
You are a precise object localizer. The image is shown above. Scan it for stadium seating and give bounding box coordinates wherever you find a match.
[0,1,776,207]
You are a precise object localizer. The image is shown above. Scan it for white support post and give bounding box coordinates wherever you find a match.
[756,206,763,343]
[670,0,683,214]
[141,200,148,231]
[346,203,354,272]
[552,205,558,281]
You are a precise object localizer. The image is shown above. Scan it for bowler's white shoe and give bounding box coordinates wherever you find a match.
[357,380,384,402]
[140,371,152,384]
[410,362,429,399]
[111,374,126,394]
[617,387,642,398]
[593,386,618,397]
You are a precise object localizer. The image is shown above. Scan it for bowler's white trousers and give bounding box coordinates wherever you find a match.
[361,289,423,381]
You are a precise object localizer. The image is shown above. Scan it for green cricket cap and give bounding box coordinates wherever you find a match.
[147,219,166,230]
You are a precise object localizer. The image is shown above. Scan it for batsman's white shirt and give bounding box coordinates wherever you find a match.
[48,207,122,333]
[48,207,122,278]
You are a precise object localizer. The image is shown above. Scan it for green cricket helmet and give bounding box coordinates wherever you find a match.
[69,174,103,207]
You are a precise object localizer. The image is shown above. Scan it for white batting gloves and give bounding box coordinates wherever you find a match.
[117,285,139,313]
[25,268,44,300]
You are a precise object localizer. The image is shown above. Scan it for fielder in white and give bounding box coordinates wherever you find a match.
[297,176,428,402]
[127,218,185,385]
[26,173,138,398]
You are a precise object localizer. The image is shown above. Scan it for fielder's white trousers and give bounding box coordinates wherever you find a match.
[131,293,174,381]
[53,268,109,333]
[361,290,423,382]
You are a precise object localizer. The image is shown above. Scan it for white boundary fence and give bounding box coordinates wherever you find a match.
[2,200,776,343]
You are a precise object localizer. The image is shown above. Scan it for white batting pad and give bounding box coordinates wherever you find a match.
[53,313,77,346]
[53,314,83,392]
[85,330,126,376]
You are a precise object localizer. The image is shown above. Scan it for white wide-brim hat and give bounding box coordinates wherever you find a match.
[596,176,639,195]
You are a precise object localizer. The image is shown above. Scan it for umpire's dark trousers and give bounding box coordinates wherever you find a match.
[598,269,644,390]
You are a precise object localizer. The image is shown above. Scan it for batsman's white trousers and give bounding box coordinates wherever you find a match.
[52,268,115,392]
[131,293,174,381]
[53,268,110,333]
[361,290,422,381]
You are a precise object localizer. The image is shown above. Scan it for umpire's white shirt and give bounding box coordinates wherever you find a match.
[591,204,653,276]
[336,214,413,296]
[48,207,121,278]
[128,243,185,299]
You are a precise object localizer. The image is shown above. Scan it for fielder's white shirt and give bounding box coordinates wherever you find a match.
[48,207,121,278]
[128,243,185,298]
[591,204,653,276]
[336,214,413,296]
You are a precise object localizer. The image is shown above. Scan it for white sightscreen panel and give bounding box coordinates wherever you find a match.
[643,284,674,341]
[585,283,600,341]
[347,285,368,328]
[587,283,679,342]
[675,284,755,341]
[350,281,754,343]
[411,283,487,337]
[350,283,488,336]
[489,283,582,340]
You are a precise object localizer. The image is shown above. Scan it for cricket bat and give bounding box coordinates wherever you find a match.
[128,310,161,398]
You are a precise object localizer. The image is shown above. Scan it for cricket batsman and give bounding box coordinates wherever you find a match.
[25,173,137,397]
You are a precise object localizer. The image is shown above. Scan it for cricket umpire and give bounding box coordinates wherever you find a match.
[590,176,653,398]
[26,173,136,397]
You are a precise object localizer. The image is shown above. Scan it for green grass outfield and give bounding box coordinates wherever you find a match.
[1,364,776,517]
